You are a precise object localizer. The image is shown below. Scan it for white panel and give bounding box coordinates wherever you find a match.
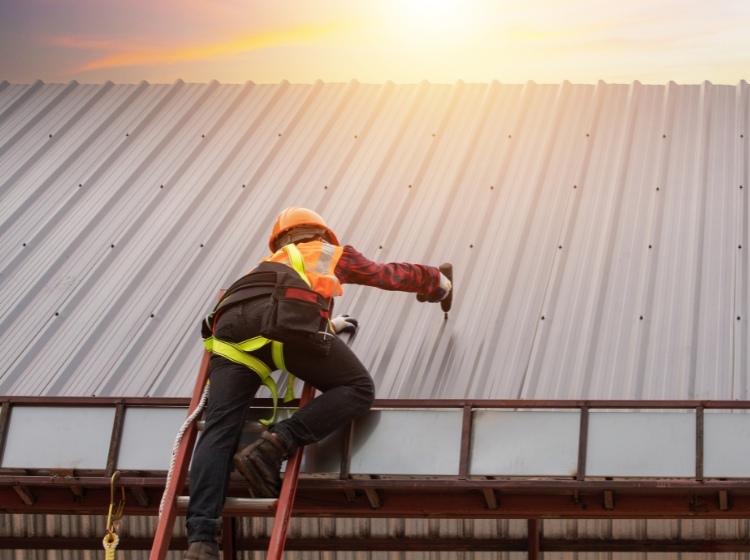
[586,411,695,477]
[704,413,750,478]
[350,410,462,475]
[2,406,115,469]
[470,411,580,476]
[117,407,187,471]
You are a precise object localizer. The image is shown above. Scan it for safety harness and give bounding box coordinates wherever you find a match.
[202,244,312,425]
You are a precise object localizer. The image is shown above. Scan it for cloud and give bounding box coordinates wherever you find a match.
[73,22,351,72]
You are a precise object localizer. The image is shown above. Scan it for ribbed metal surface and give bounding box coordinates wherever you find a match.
[3,514,750,559]
[0,79,748,400]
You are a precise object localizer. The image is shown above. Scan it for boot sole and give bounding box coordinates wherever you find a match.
[233,454,278,499]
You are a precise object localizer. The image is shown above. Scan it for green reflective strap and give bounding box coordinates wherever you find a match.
[271,340,296,403]
[271,341,286,371]
[209,339,272,377]
[235,336,272,353]
[259,377,279,426]
[283,244,311,287]
[205,338,279,425]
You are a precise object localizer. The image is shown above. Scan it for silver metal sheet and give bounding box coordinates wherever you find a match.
[350,410,462,475]
[1,406,115,469]
[470,410,580,476]
[116,406,188,471]
[704,412,750,478]
[586,411,695,477]
[0,81,746,402]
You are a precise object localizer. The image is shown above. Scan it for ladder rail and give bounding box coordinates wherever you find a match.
[149,347,212,560]
[266,382,316,560]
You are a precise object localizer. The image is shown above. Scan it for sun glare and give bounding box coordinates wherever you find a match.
[389,0,474,45]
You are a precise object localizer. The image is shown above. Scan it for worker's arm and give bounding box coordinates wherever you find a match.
[335,245,442,296]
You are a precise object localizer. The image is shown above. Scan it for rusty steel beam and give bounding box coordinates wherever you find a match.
[458,405,472,480]
[4,484,750,519]
[4,397,750,410]
[528,519,540,560]
[6,475,750,492]
[106,402,125,477]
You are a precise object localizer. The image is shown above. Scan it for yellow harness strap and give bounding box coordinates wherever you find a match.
[203,244,309,424]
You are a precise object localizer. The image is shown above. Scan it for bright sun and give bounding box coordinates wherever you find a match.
[389,0,473,45]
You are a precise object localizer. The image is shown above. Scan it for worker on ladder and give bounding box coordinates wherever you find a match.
[185,207,452,559]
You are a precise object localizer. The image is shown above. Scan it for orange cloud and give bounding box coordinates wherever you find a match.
[74,23,349,72]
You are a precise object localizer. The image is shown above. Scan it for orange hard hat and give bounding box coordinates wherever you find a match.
[268,207,339,252]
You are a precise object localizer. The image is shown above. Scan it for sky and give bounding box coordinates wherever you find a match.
[0,0,749,85]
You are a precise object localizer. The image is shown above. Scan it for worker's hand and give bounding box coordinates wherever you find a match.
[331,314,359,334]
[425,272,452,302]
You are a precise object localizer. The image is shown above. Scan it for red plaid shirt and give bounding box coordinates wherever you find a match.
[334,245,440,295]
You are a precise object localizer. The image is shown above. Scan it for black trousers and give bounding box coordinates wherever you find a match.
[186,299,375,542]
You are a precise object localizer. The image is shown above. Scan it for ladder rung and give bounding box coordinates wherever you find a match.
[176,496,277,512]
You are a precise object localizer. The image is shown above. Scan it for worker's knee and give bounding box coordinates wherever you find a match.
[351,371,375,411]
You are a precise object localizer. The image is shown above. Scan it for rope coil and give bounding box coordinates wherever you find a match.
[159,382,211,517]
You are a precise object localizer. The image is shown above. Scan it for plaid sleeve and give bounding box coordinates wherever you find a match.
[334,245,441,294]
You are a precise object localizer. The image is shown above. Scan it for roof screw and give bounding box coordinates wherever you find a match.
[408,184,412,188]
[78,184,82,187]
[656,187,660,191]
[324,186,328,189]
[49,134,52,138]
[663,134,666,138]
[508,135,511,138]
[201,134,205,138]
[559,246,562,249]
[541,316,545,320]
[640,316,643,320]
[242,184,245,188]
[354,135,358,139]
[573,185,577,189]
[470,244,474,248]
[741,186,744,189]
[111,244,115,248]
[150,314,154,318]
[742,135,744,138]
[649,245,652,248]
[738,317,741,320]
[432,133,436,137]
[55,312,59,316]
[490,186,494,189]
[379,245,383,249]
[22,243,26,247]
[586,133,590,137]
[200,244,204,248]
[160,185,164,189]
[126,133,129,137]
[740,246,742,249]
[278,133,281,137]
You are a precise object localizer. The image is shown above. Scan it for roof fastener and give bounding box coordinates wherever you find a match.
[278,133,281,137]
[49,134,52,138]
[470,244,473,248]
[55,312,59,316]
[150,314,154,318]
[649,245,652,249]
[541,316,545,320]
[200,244,204,248]
[324,186,328,189]
[586,133,590,137]
[78,184,82,187]
[242,184,245,188]
[111,244,114,248]
[558,246,562,249]
[201,134,205,138]
[126,133,129,136]
[22,243,26,247]
[640,316,643,320]
[354,135,358,139]
[574,185,577,189]
[379,245,383,249]
[490,186,494,190]
[508,135,511,138]
[408,184,412,188]
[663,134,666,138]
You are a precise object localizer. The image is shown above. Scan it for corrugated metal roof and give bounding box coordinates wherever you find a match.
[2,513,750,559]
[0,79,748,400]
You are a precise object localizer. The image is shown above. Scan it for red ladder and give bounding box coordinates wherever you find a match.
[150,311,313,559]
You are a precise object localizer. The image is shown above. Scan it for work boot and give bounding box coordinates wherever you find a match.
[184,541,219,560]
[233,431,289,498]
